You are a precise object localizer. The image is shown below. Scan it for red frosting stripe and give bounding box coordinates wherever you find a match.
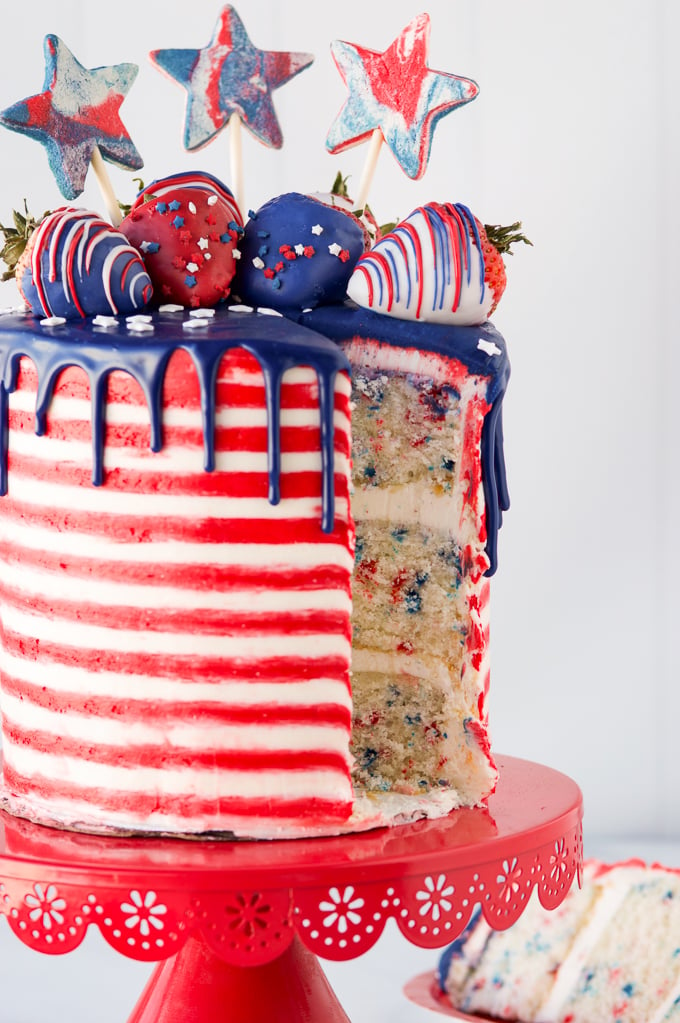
[0,540,351,591]
[2,764,349,823]
[0,675,352,728]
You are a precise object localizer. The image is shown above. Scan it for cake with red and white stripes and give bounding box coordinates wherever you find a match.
[0,180,512,836]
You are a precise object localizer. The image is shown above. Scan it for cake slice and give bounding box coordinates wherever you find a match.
[440,859,680,1022]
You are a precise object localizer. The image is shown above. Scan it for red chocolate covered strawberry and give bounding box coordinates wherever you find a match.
[120,171,243,308]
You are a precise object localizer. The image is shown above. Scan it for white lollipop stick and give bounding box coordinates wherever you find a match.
[229,111,245,215]
[90,145,122,227]
[355,128,383,212]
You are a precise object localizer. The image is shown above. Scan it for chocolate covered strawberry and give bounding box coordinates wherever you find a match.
[120,171,243,308]
[348,202,530,326]
[1,205,152,320]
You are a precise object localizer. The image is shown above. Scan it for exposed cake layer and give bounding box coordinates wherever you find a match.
[0,308,355,835]
[441,860,680,1023]
[300,304,509,804]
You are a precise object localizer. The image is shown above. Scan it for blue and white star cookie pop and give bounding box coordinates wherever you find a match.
[0,34,142,212]
[149,5,314,151]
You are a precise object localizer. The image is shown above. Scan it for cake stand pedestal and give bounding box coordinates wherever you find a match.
[0,756,582,1023]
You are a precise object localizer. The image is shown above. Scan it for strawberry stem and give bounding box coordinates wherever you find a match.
[483,221,532,256]
[0,201,49,281]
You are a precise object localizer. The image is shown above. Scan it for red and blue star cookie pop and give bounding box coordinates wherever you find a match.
[326,13,478,181]
[0,34,142,201]
[150,5,314,151]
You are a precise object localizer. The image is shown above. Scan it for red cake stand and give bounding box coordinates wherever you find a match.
[0,756,582,1023]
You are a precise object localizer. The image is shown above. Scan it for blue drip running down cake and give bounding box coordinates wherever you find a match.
[438,859,680,1023]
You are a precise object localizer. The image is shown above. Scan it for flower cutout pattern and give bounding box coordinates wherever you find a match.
[496,858,523,905]
[319,886,364,934]
[25,884,67,930]
[415,874,454,921]
[120,891,167,936]
[550,838,569,885]
[224,893,273,939]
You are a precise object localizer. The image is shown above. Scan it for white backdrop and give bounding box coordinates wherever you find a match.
[0,0,677,850]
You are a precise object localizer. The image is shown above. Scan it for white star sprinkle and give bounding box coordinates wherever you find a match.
[311,224,323,235]
[232,249,242,259]
[188,201,197,214]
[252,256,264,269]
[186,262,199,273]
[197,237,209,250]
[294,244,305,255]
[328,242,342,256]
[477,338,502,357]
[207,195,218,206]
[92,314,120,328]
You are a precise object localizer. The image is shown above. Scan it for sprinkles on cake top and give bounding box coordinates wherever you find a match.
[0,35,142,201]
[326,12,478,181]
[149,5,314,151]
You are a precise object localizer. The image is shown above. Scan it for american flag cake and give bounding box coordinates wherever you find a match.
[0,183,513,837]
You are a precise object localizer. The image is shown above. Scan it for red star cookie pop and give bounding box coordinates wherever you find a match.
[326,13,478,181]
[0,34,142,202]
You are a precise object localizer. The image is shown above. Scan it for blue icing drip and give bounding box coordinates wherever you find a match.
[0,309,349,535]
[262,361,282,505]
[317,367,340,535]
[481,402,509,576]
[297,302,510,574]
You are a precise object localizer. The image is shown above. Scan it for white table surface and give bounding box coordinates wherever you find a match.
[0,835,679,1023]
